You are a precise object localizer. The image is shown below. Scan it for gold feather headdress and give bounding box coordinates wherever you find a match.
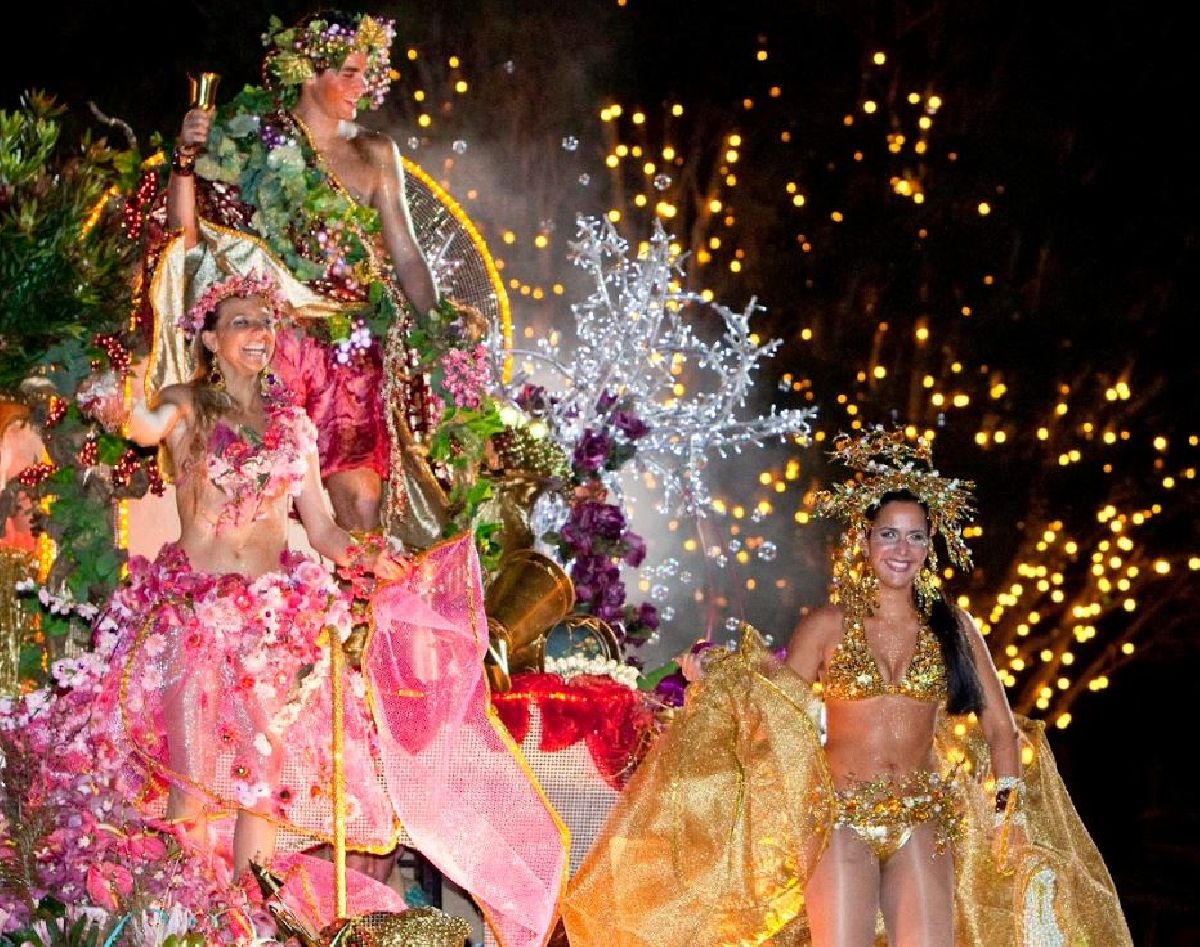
[813,426,976,616]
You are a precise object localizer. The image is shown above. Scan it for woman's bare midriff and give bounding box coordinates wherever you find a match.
[174,478,294,578]
[822,696,941,787]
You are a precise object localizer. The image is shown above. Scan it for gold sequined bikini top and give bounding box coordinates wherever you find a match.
[823,615,947,703]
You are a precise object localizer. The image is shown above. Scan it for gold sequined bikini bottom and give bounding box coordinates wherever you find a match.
[832,769,965,862]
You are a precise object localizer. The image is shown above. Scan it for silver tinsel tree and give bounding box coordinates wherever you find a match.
[490,215,816,516]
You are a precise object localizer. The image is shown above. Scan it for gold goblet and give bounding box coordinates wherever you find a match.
[187,71,221,110]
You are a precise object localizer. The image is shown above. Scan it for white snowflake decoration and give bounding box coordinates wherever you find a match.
[489,215,816,514]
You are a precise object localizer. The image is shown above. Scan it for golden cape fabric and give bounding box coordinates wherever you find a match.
[561,628,1131,946]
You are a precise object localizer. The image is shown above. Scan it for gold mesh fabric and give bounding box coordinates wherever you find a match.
[561,627,832,946]
[563,627,1131,945]
[943,714,1134,945]
[324,907,474,946]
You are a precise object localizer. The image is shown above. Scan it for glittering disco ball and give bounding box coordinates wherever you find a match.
[401,158,510,350]
[543,613,621,664]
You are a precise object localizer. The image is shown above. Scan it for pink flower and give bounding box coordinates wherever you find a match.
[439,344,493,409]
[84,863,132,912]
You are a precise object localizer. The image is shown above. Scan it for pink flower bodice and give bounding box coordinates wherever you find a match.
[180,398,317,531]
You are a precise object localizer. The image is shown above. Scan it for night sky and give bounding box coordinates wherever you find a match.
[7,2,1198,941]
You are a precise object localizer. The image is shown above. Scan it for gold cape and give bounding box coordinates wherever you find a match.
[146,220,348,402]
[561,627,1132,946]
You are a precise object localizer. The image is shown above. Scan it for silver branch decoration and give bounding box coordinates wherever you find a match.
[488,215,816,514]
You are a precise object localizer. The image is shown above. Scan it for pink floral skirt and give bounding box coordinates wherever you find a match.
[92,544,398,853]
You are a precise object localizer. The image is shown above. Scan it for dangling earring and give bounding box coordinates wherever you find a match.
[208,358,225,390]
[258,369,276,398]
[914,551,940,615]
[835,556,879,620]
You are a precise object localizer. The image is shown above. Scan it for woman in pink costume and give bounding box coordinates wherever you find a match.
[92,270,405,881]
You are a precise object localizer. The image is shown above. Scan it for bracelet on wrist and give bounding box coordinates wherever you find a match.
[994,775,1024,813]
[171,146,197,177]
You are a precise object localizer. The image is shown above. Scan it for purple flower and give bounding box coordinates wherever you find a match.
[602,581,626,607]
[558,522,592,556]
[595,601,624,623]
[611,410,650,441]
[653,671,688,707]
[622,530,646,567]
[573,429,612,471]
[575,501,626,540]
[596,391,619,412]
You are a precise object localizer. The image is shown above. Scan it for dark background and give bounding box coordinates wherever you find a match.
[6,2,1197,941]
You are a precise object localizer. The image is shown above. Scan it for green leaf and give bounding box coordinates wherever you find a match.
[96,433,127,465]
[638,660,680,691]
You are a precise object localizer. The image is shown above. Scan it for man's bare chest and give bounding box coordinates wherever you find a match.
[321,143,376,205]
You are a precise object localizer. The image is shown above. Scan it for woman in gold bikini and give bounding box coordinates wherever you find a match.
[785,479,1014,944]
[562,427,1131,946]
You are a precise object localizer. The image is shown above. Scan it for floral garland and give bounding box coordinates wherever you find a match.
[181,270,286,339]
[205,397,316,532]
[196,90,394,350]
[541,389,660,654]
[261,13,397,110]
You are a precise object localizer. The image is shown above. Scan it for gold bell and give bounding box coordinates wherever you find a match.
[187,71,221,110]
[483,548,575,689]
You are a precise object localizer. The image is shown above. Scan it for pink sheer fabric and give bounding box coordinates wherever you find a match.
[92,544,397,855]
[270,851,407,931]
[271,326,389,480]
[92,532,566,943]
[366,535,570,947]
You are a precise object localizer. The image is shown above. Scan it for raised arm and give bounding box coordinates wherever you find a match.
[370,135,438,315]
[164,108,212,249]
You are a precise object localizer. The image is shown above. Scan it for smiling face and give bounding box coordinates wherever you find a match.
[308,51,370,122]
[865,499,931,592]
[201,294,277,376]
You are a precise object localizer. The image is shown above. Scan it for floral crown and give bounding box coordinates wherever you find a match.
[261,12,396,109]
[814,426,976,615]
[180,271,286,339]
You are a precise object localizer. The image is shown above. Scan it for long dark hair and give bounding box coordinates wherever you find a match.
[868,489,985,715]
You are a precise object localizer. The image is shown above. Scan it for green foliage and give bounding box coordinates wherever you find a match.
[0,92,139,390]
[0,92,149,687]
[0,898,106,946]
